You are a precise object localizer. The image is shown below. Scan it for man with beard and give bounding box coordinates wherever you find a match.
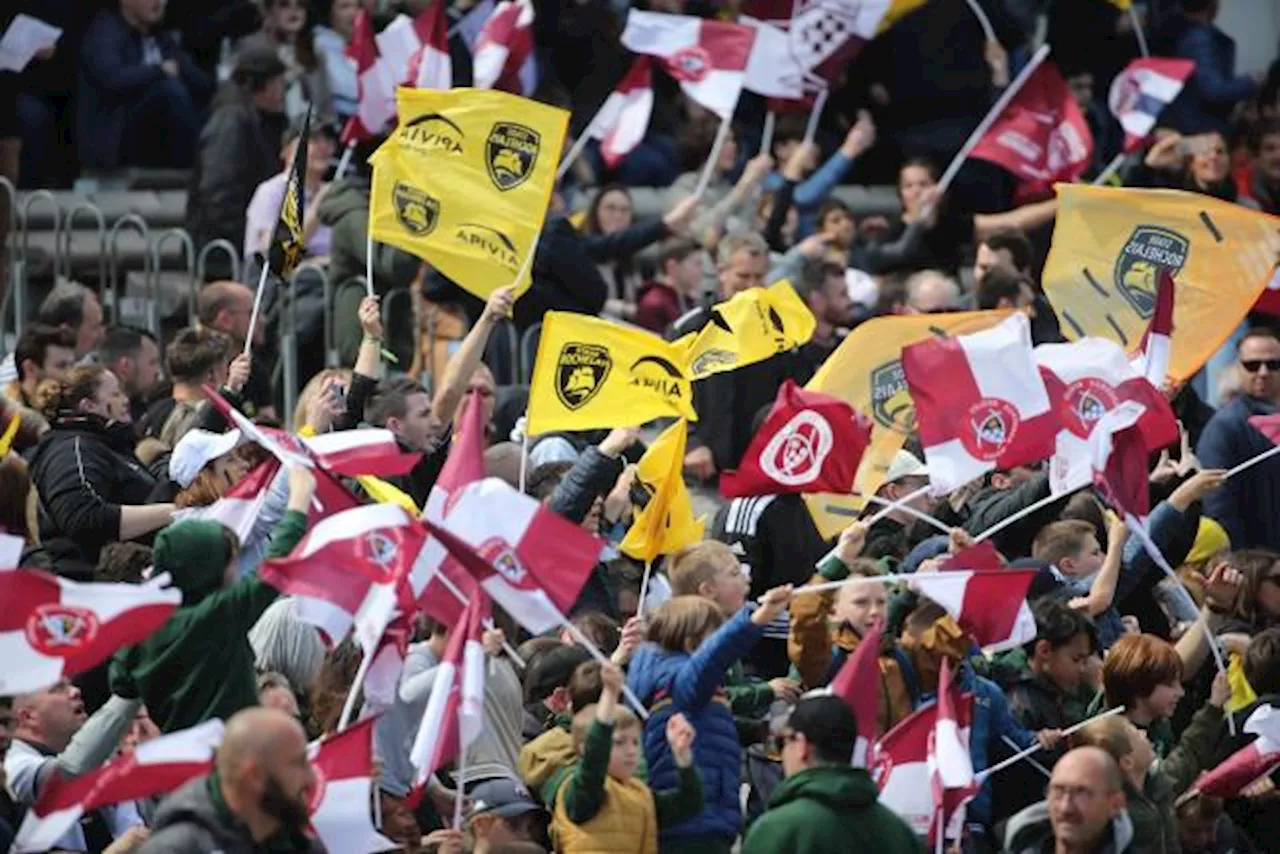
[139,707,320,853]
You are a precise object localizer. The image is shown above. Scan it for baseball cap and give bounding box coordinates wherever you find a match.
[883,450,929,485]
[468,778,542,820]
[169,428,243,488]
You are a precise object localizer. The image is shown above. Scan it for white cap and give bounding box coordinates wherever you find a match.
[883,450,929,485]
[169,428,243,488]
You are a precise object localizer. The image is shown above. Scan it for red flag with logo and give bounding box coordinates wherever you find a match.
[621,11,757,120]
[828,620,882,767]
[721,380,872,498]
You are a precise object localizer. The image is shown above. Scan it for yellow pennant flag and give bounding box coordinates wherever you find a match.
[1226,652,1258,715]
[676,280,816,380]
[368,87,568,300]
[802,310,1011,538]
[1043,185,1280,383]
[355,475,421,516]
[527,312,697,436]
[621,419,705,563]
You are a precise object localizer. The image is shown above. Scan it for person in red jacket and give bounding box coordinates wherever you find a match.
[634,238,705,336]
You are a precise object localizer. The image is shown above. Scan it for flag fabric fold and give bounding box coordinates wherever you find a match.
[908,565,1038,652]
[1108,57,1195,153]
[408,0,452,89]
[409,593,488,781]
[1133,268,1175,385]
[620,419,704,563]
[929,658,978,846]
[266,105,310,279]
[1194,704,1280,798]
[590,57,655,169]
[676,280,816,380]
[341,9,397,143]
[829,620,882,767]
[620,11,757,120]
[472,0,537,94]
[308,718,398,853]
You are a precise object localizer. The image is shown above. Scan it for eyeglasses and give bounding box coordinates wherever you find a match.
[1241,359,1280,373]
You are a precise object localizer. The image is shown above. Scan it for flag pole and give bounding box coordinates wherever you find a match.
[1225,443,1280,479]
[452,725,467,829]
[436,567,527,669]
[934,43,1052,198]
[335,141,357,182]
[1129,6,1149,58]
[337,649,375,731]
[814,484,931,567]
[1092,151,1127,185]
[365,229,375,297]
[518,429,530,493]
[759,111,776,158]
[975,706,1126,782]
[963,0,996,42]
[791,572,916,596]
[562,618,649,720]
[802,88,828,146]
[862,494,952,534]
[694,115,733,201]
[245,262,272,357]
[971,489,1061,545]
[637,559,653,617]
[556,109,605,182]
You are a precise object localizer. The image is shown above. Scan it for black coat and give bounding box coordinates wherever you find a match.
[30,412,159,577]
[962,472,1067,560]
[1214,693,1280,852]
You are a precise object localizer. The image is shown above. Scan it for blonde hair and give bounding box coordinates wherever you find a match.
[647,596,724,653]
[668,541,737,597]
[572,703,639,752]
[1070,715,1134,764]
[293,368,353,431]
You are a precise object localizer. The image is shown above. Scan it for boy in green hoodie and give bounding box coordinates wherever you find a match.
[110,466,316,733]
[743,695,923,854]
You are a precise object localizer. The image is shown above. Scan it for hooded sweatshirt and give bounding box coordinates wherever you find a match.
[1003,800,1135,854]
[742,765,923,854]
[110,512,308,734]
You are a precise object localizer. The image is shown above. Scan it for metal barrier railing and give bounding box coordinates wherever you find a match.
[18,190,61,337]
[58,201,106,289]
[150,228,195,339]
[283,261,328,421]
[106,214,151,327]
[194,239,242,292]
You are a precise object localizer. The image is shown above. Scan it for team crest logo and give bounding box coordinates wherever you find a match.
[25,604,100,657]
[758,410,834,487]
[1113,226,1189,319]
[668,46,711,83]
[392,182,440,236]
[306,764,327,815]
[870,360,915,433]
[486,122,541,191]
[363,531,399,582]
[479,538,528,585]
[1062,378,1119,439]
[961,398,1020,462]
[555,343,612,410]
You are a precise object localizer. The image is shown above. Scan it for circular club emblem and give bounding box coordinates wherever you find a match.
[668,46,710,83]
[25,604,100,657]
[1062,378,1119,439]
[478,538,528,585]
[961,398,1021,462]
[361,531,399,583]
[758,410,834,487]
[307,764,327,815]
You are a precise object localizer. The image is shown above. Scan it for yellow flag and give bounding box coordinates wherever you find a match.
[527,311,697,436]
[1043,185,1280,383]
[676,281,816,380]
[355,475,421,515]
[1226,652,1258,715]
[802,310,1011,538]
[368,87,568,300]
[621,419,705,563]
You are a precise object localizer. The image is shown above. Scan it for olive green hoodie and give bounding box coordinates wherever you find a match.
[742,765,924,854]
[110,511,308,733]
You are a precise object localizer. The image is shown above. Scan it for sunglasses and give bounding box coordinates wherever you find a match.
[1242,359,1280,373]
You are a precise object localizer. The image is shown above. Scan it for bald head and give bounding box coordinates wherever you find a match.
[485,441,524,487]
[215,707,315,836]
[1048,747,1126,849]
[217,707,303,780]
[198,281,256,345]
[905,270,961,314]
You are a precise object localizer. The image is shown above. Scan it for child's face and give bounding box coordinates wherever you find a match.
[1061,536,1104,578]
[704,558,749,615]
[1142,680,1185,720]
[608,724,642,781]
[1039,633,1094,694]
[832,579,887,635]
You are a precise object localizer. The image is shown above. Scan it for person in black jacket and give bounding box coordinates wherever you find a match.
[962,465,1069,560]
[29,364,175,579]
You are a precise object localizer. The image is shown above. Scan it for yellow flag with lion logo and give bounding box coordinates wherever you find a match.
[527,312,697,436]
[802,310,1011,539]
[368,87,568,300]
[1042,185,1280,383]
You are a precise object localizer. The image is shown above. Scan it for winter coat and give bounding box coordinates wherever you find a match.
[137,773,322,854]
[1004,801,1135,854]
[1198,395,1280,551]
[1159,16,1257,136]
[634,280,687,335]
[626,606,765,843]
[110,511,307,733]
[742,765,923,854]
[962,472,1068,562]
[994,671,1076,822]
[30,412,160,577]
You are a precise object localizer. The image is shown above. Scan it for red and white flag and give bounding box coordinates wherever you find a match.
[1108,57,1195,153]
[902,313,1059,495]
[472,0,537,95]
[409,593,488,782]
[1090,402,1154,521]
[341,8,398,143]
[621,11,757,120]
[1132,268,1175,385]
[308,718,397,854]
[0,571,182,694]
[171,457,278,543]
[829,620,882,767]
[301,428,421,479]
[1037,336,1178,495]
[1194,703,1280,798]
[431,478,602,635]
[929,658,978,846]
[407,1,453,90]
[361,615,413,713]
[590,58,654,169]
[12,720,223,853]
[0,531,23,571]
[721,380,872,499]
[909,558,1038,652]
[970,61,1093,203]
[872,688,974,838]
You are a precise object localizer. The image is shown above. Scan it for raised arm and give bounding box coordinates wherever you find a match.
[431,287,514,427]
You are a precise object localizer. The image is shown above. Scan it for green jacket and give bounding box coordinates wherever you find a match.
[742,765,924,854]
[1126,703,1225,854]
[111,511,308,733]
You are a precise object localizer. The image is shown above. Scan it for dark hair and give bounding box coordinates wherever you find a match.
[817,198,853,230]
[34,364,108,422]
[99,325,156,367]
[1255,118,1280,150]
[1244,627,1280,696]
[96,542,153,583]
[13,324,76,383]
[792,257,844,301]
[1180,0,1216,14]
[584,184,632,236]
[772,113,807,149]
[1030,600,1098,654]
[658,237,700,272]
[980,228,1033,273]
[677,114,729,172]
[567,660,604,711]
[1222,549,1280,627]
[0,454,32,542]
[166,328,231,384]
[363,377,428,427]
[524,644,592,703]
[309,638,363,736]
[262,0,318,69]
[1238,326,1280,353]
[975,266,1032,311]
[787,695,860,765]
[36,282,96,330]
[570,612,620,655]
[526,461,573,501]
[1060,492,1108,547]
[900,157,939,183]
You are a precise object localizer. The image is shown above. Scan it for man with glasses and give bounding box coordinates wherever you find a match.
[1004,747,1135,854]
[742,696,921,853]
[1199,327,1280,550]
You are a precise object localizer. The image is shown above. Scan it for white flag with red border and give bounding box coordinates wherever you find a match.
[872,689,973,838]
[590,57,654,169]
[0,571,182,694]
[12,720,224,853]
[621,11,757,120]
[173,458,279,543]
[407,0,452,89]
[472,0,537,94]
[409,593,488,782]
[308,717,397,853]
